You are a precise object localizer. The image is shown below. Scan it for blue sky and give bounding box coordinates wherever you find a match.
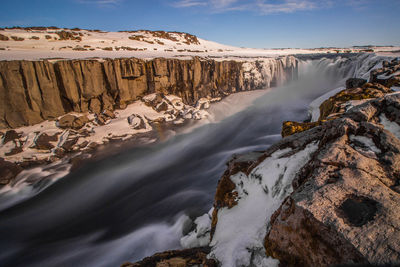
[1,0,399,48]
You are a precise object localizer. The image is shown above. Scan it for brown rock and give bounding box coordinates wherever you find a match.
[5,144,23,156]
[127,114,146,129]
[0,57,298,128]
[264,95,400,266]
[346,78,367,89]
[31,133,59,150]
[0,34,9,41]
[89,98,102,114]
[155,101,169,112]
[281,120,324,137]
[102,109,115,119]
[61,137,79,152]
[73,115,89,129]
[0,158,22,185]
[122,247,217,267]
[2,130,22,144]
[57,114,88,130]
[57,114,75,128]
[319,84,392,121]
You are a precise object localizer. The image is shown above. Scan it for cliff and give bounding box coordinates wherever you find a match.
[125,57,400,267]
[206,58,400,266]
[0,56,297,129]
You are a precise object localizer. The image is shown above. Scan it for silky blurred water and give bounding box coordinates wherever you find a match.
[0,54,384,267]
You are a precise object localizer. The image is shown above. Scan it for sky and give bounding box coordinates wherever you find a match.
[1,0,399,48]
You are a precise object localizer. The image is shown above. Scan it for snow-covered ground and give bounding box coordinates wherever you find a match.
[1,28,399,61]
[0,94,213,164]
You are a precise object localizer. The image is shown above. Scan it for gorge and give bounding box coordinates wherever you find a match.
[0,25,399,267]
[1,50,398,266]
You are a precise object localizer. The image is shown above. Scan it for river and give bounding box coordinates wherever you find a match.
[0,54,385,266]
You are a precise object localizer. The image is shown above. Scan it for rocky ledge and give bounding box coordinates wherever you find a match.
[125,57,400,266]
[0,56,297,187]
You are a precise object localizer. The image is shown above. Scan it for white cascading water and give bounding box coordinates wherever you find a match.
[0,53,392,267]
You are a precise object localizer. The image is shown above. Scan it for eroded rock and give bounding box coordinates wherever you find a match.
[31,132,59,150]
[0,158,22,185]
[57,114,89,129]
[265,95,400,266]
[281,120,324,137]
[123,247,217,267]
[0,57,298,128]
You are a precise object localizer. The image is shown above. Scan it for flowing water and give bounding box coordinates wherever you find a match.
[0,54,386,267]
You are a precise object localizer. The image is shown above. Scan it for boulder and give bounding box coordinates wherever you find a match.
[57,114,88,129]
[122,247,217,267]
[142,93,164,108]
[73,115,89,129]
[2,130,22,144]
[127,114,146,129]
[281,120,324,137]
[346,78,367,89]
[265,95,400,266]
[89,98,102,114]
[102,109,115,119]
[0,158,22,185]
[31,133,59,150]
[319,83,392,120]
[155,101,169,112]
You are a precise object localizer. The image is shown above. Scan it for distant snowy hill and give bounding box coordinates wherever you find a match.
[1,27,399,60]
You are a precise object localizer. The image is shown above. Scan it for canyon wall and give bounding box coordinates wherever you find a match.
[0,56,297,129]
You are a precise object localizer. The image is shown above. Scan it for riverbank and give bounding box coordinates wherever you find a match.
[126,58,400,266]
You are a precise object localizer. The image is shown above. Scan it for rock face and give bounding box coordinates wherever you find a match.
[265,94,400,266]
[121,247,217,267]
[0,56,297,129]
[319,82,392,121]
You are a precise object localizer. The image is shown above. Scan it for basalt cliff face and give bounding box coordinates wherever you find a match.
[0,56,297,129]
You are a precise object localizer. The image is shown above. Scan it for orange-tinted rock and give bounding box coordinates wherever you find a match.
[122,247,217,267]
[265,95,400,266]
[281,120,324,137]
[0,57,298,129]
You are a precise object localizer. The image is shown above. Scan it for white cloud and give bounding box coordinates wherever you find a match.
[256,0,318,14]
[77,0,122,6]
[172,0,332,14]
[172,0,207,8]
[210,0,239,8]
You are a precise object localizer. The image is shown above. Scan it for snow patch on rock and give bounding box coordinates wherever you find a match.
[0,94,211,164]
[349,135,381,159]
[309,87,345,122]
[380,114,400,140]
[209,142,319,267]
[180,208,213,249]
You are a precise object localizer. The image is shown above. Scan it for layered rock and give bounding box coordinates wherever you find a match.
[265,94,400,266]
[122,247,217,267]
[282,57,400,138]
[0,56,297,129]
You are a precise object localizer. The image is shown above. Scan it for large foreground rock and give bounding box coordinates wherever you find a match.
[265,94,400,266]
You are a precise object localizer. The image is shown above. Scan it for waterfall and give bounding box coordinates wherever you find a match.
[0,53,391,267]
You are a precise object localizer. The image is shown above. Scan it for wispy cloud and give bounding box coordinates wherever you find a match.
[172,0,333,14]
[256,0,318,14]
[172,0,207,8]
[76,0,122,7]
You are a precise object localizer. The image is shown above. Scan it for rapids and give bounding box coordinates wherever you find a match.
[0,54,387,267]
